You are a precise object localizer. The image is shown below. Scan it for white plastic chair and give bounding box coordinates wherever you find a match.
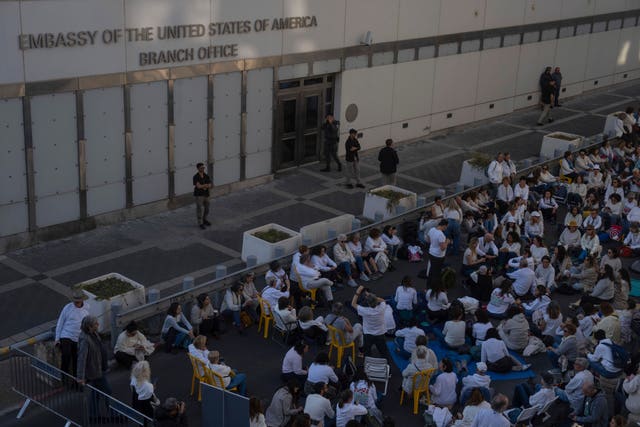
[364,356,391,396]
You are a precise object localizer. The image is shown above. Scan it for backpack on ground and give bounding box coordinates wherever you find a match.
[603,342,630,370]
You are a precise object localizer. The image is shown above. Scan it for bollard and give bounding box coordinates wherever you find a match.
[216,265,227,279]
[553,149,563,158]
[327,228,337,239]
[246,255,257,267]
[351,218,361,231]
[437,188,446,197]
[110,302,122,349]
[374,211,384,222]
[473,178,483,186]
[182,276,194,291]
[302,237,312,246]
[147,288,160,303]
[521,159,531,168]
[455,182,465,193]
[274,246,285,258]
[395,205,406,215]
[417,196,426,207]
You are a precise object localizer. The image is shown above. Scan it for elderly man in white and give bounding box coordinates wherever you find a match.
[507,258,536,297]
[556,357,593,412]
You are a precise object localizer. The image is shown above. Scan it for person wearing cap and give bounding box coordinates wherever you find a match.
[113,320,155,368]
[55,288,90,377]
[559,220,582,251]
[344,128,364,189]
[155,397,188,426]
[460,362,492,405]
[579,224,600,261]
[556,357,593,413]
[333,233,367,283]
[427,219,450,288]
[586,164,604,191]
[524,211,544,240]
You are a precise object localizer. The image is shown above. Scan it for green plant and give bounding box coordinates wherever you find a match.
[253,228,291,243]
[81,277,135,300]
[370,189,410,212]
[467,152,492,171]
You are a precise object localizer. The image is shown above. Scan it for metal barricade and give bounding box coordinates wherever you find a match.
[9,348,153,426]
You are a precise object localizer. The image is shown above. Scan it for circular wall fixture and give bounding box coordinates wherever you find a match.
[345,103,358,122]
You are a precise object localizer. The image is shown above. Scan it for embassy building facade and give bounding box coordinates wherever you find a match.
[1,0,640,250]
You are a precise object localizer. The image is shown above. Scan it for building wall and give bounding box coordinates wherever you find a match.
[1,0,640,243]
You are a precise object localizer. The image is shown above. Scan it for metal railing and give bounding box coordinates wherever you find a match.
[116,133,607,328]
[9,348,153,426]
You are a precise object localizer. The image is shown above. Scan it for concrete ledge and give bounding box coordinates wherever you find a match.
[0,174,274,255]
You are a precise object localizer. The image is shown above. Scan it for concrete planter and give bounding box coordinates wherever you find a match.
[459,160,489,188]
[362,185,417,221]
[241,223,301,264]
[299,214,355,245]
[603,112,624,138]
[540,132,583,159]
[80,273,146,333]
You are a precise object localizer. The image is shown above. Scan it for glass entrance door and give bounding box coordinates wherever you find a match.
[275,75,334,170]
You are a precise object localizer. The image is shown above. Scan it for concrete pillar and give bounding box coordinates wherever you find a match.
[182,276,194,291]
[351,218,361,231]
[417,196,426,207]
[246,255,257,267]
[374,212,384,222]
[274,246,285,258]
[215,265,227,279]
[395,205,406,215]
[147,288,160,303]
[327,228,337,239]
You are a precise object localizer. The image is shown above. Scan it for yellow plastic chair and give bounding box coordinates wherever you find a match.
[257,296,273,339]
[292,266,317,305]
[207,368,239,393]
[188,354,211,401]
[327,324,355,368]
[399,368,436,414]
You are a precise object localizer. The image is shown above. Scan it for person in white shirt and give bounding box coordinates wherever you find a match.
[402,345,433,393]
[582,210,603,232]
[568,175,588,206]
[455,387,492,427]
[513,177,530,202]
[534,256,556,291]
[530,235,549,266]
[261,276,290,316]
[351,286,390,359]
[559,221,582,250]
[291,245,310,272]
[347,233,380,280]
[579,225,601,260]
[477,233,499,264]
[130,360,158,419]
[498,306,529,352]
[394,319,426,359]
[304,382,335,427]
[114,321,155,368]
[429,358,458,408]
[311,246,340,283]
[487,281,516,318]
[394,276,417,322]
[481,328,530,372]
[55,289,90,377]
[587,329,622,378]
[522,284,551,316]
[560,151,578,181]
[249,396,267,427]
[556,357,593,412]
[188,335,210,374]
[305,352,339,395]
[503,152,516,180]
[333,234,368,284]
[295,255,334,305]
[282,342,309,384]
[538,189,558,223]
[508,259,536,297]
[496,177,514,214]
[460,362,492,403]
[624,223,640,253]
[509,372,556,420]
[575,150,594,173]
[335,389,368,427]
[207,350,247,395]
[524,211,544,239]
[470,394,511,427]
[425,283,450,322]
[427,219,450,288]
[265,260,290,292]
[381,225,402,261]
[349,367,381,420]
[324,302,364,351]
[472,309,493,345]
[442,306,466,350]
[488,153,505,191]
[604,177,625,202]
[273,297,298,331]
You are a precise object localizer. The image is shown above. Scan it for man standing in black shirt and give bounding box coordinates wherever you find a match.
[377,138,399,185]
[537,72,555,126]
[344,128,364,189]
[320,114,342,172]
[193,163,212,229]
[552,67,563,107]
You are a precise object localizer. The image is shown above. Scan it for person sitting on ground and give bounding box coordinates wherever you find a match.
[530,236,549,267]
[534,301,563,342]
[381,225,402,261]
[592,302,621,344]
[498,305,529,352]
[487,280,516,318]
[207,350,247,395]
[481,328,530,373]
[567,255,598,293]
[312,245,340,284]
[462,237,487,277]
[334,234,368,284]
[114,320,155,368]
[347,233,380,280]
[191,293,222,338]
[394,318,426,359]
[569,382,609,427]
[402,345,433,395]
[623,363,640,424]
[296,254,334,305]
[161,302,194,352]
[274,296,298,332]
[304,382,335,427]
[600,248,622,280]
[470,393,511,427]
[335,389,368,427]
[623,223,640,255]
[547,322,578,370]
[442,305,467,352]
[350,366,381,417]
[524,211,544,240]
[454,387,491,427]
[220,282,253,333]
[534,255,556,291]
[460,363,491,405]
[587,329,622,379]
[559,221,582,252]
[265,260,290,291]
[266,380,304,427]
[429,358,458,409]
[364,228,391,273]
[394,275,417,324]
[556,357,593,413]
[250,396,267,427]
[298,306,328,345]
[282,342,310,384]
[507,258,536,297]
[522,284,551,316]
[509,372,556,421]
[469,265,494,302]
[425,282,450,323]
[472,309,492,346]
[497,231,521,271]
[305,352,339,398]
[130,360,158,419]
[155,398,188,427]
[410,335,438,368]
[324,302,364,354]
[579,224,601,260]
[539,189,558,223]
[573,264,615,308]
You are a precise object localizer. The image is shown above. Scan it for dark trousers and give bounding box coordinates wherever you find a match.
[363,333,390,359]
[59,338,78,377]
[324,142,341,168]
[114,351,138,369]
[427,254,445,288]
[554,87,560,106]
[87,376,113,418]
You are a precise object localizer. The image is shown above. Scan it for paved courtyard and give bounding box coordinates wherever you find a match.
[0,80,639,426]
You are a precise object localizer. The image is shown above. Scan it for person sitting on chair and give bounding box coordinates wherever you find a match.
[207,350,247,395]
[298,306,328,345]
